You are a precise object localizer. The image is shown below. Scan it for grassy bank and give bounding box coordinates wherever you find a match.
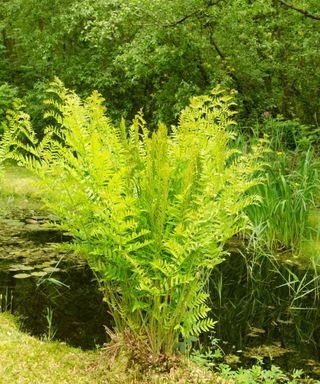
[0,313,111,384]
[0,313,229,384]
[1,312,318,384]
[0,163,42,218]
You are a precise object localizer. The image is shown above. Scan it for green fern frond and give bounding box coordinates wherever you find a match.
[6,81,267,355]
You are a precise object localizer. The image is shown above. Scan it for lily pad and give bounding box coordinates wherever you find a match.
[20,265,34,271]
[43,266,61,273]
[36,261,57,268]
[9,264,26,270]
[13,273,31,279]
[30,271,48,277]
[9,264,34,271]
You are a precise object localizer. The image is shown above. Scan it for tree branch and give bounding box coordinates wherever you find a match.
[164,10,200,27]
[211,37,225,60]
[279,0,320,20]
[163,0,223,28]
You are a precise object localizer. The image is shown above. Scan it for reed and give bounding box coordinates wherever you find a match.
[246,148,319,254]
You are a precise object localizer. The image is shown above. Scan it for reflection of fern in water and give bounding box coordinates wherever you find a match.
[8,79,265,355]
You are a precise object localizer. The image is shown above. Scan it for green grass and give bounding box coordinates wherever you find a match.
[2,308,316,384]
[0,163,39,196]
[0,313,231,384]
[0,313,111,384]
[0,163,42,217]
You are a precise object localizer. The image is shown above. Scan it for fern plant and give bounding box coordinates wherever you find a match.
[0,99,29,177]
[9,79,265,355]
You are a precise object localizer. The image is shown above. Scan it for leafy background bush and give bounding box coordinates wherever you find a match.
[0,83,18,124]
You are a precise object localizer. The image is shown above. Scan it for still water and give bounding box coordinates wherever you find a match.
[1,212,320,379]
[0,214,109,349]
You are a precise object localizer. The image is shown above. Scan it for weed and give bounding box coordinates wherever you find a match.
[43,306,57,341]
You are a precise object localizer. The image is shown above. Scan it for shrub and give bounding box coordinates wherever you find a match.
[0,83,18,119]
[251,115,319,151]
[9,79,265,355]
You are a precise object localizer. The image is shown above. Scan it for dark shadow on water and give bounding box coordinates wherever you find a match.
[0,262,111,349]
[0,214,111,350]
[21,228,74,244]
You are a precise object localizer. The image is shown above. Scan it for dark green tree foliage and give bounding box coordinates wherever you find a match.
[0,0,319,129]
[0,83,18,118]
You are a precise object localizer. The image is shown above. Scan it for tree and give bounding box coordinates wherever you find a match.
[0,0,319,130]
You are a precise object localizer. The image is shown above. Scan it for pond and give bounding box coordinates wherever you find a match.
[1,201,320,380]
[208,244,320,379]
[0,208,110,349]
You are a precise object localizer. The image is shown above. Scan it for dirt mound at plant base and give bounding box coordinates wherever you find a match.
[101,329,231,384]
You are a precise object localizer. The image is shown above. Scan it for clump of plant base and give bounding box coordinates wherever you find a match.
[103,328,229,383]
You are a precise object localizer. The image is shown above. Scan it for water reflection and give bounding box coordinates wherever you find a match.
[0,214,110,349]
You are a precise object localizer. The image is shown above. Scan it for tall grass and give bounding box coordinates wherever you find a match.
[246,148,319,255]
[208,128,320,356]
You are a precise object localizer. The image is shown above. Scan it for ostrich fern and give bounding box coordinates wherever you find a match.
[10,79,264,355]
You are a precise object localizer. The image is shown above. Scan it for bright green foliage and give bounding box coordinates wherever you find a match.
[0,84,19,173]
[0,99,24,174]
[218,362,306,384]
[1,99,38,166]
[10,80,264,355]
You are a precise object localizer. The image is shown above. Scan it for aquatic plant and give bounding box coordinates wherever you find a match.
[44,306,56,341]
[246,149,319,254]
[210,130,320,354]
